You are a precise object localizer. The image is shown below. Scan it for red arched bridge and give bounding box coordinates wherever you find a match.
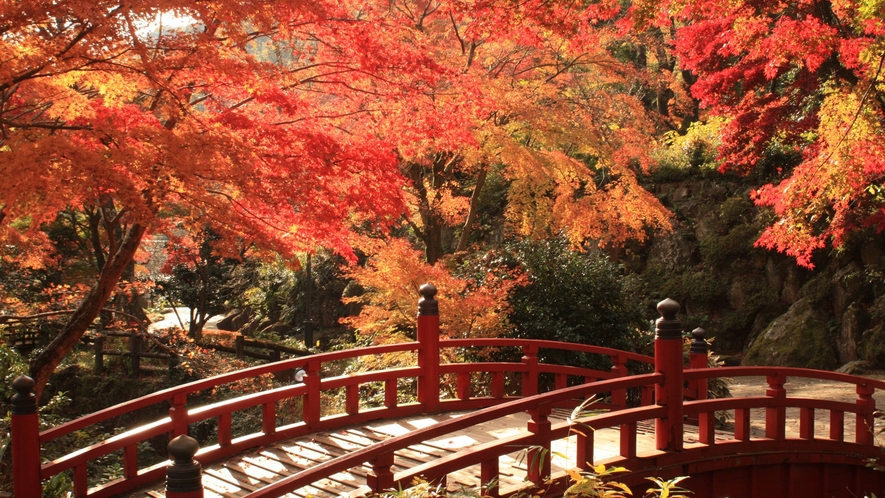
[10,284,885,497]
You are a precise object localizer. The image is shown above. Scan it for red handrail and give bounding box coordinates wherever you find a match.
[13,332,650,497]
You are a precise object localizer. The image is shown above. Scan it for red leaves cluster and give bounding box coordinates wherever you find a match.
[637,0,885,266]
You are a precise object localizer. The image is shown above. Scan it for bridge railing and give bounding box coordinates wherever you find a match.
[10,284,659,498]
[242,370,885,498]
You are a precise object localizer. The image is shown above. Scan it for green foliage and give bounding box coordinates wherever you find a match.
[501,237,642,370]
[650,120,723,182]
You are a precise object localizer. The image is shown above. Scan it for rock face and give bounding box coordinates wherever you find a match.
[860,323,885,366]
[743,298,839,370]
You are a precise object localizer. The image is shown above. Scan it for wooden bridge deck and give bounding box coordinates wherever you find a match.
[129,376,885,498]
[131,409,741,498]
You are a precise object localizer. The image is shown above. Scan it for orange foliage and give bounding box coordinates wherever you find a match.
[343,237,521,343]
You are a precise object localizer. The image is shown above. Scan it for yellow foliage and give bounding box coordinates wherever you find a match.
[342,237,520,343]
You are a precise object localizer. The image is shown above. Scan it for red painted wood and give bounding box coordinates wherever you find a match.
[346,384,359,415]
[124,444,138,478]
[481,457,499,497]
[620,421,637,458]
[491,371,504,398]
[576,427,594,467]
[830,410,844,441]
[855,383,876,445]
[654,337,683,452]
[74,463,88,497]
[418,313,440,413]
[18,324,885,498]
[521,345,539,396]
[218,412,232,446]
[304,359,321,424]
[366,451,395,491]
[457,372,470,400]
[385,378,398,408]
[800,407,815,440]
[262,401,276,435]
[12,411,40,498]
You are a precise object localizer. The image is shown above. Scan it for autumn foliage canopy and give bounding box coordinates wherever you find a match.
[633,0,885,267]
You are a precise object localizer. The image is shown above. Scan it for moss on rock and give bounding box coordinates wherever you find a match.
[743,298,838,369]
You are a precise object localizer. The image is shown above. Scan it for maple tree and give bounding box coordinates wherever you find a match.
[0,1,463,396]
[342,237,518,343]
[632,0,885,267]
[380,0,675,264]
[1,0,684,397]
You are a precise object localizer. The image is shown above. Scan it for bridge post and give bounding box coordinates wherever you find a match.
[166,435,203,498]
[688,327,708,400]
[654,298,683,452]
[417,283,440,413]
[11,376,41,498]
[521,344,539,397]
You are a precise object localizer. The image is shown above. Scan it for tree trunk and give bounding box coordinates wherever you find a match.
[30,223,147,399]
[455,165,488,253]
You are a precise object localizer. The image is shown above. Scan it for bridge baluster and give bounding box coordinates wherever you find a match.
[527,405,552,485]
[698,412,716,445]
[521,344,539,397]
[491,371,504,398]
[829,410,845,441]
[576,427,595,469]
[856,383,876,446]
[170,392,188,437]
[10,376,40,498]
[166,435,203,498]
[481,457,500,497]
[619,421,637,458]
[457,372,470,400]
[735,408,751,441]
[385,378,398,408]
[366,451,395,491]
[74,464,87,496]
[304,359,321,425]
[218,412,232,446]
[262,400,276,435]
[765,372,787,440]
[654,298,683,452]
[611,352,627,409]
[124,443,139,478]
[346,384,359,415]
[799,407,815,440]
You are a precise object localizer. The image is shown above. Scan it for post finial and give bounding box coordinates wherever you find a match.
[418,283,438,316]
[690,327,708,354]
[655,298,682,340]
[11,375,37,415]
[166,435,202,493]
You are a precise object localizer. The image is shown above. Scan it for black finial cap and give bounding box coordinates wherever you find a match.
[11,376,37,415]
[418,283,438,316]
[690,327,708,354]
[655,298,682,340]
[166,435,202,493]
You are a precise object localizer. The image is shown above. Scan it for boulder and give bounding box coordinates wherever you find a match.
[743,297,838,370]
[860,323,885,368]
[839,303,867,364]
[832,262,865,321]
[836,360,871,375]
